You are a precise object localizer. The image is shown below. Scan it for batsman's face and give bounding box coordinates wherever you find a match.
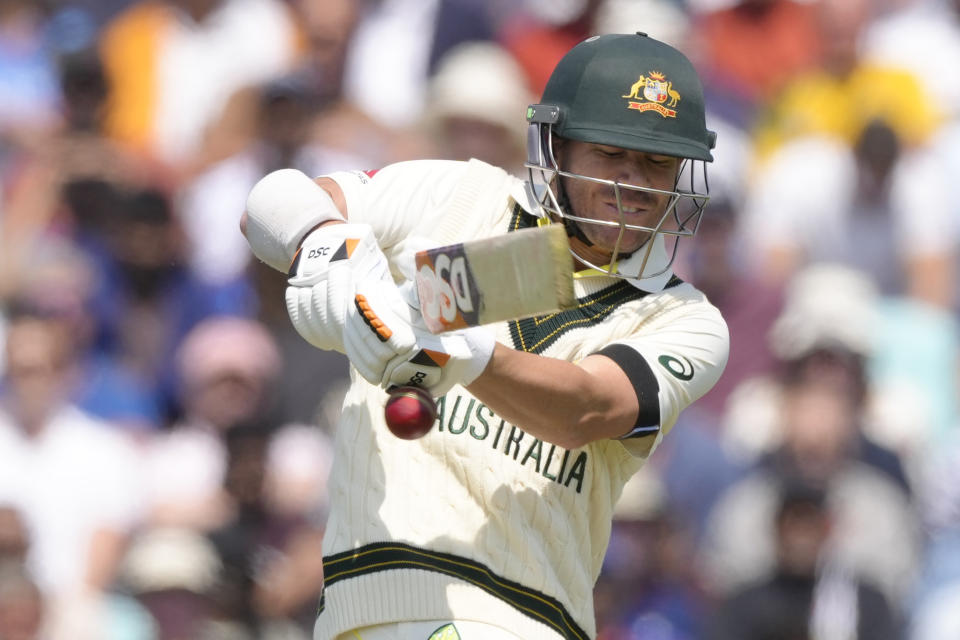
[556,140,680,263]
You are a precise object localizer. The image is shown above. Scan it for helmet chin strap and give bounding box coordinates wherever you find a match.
[555,176,593,247]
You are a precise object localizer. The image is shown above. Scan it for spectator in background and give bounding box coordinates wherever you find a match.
[595,467,710,640]
[287,0,359,104]
[176,75,372,291]
[286,0,421,166]
[740,118,955,309]
[637,195,781,545]
[98,0,299,180]
[862,0,960,120]
[865,298,960,477]
[676,196,783,424]
[907,379,960,640]
[751,0,943,160]
[688,0,822,126]
[175,0,372,297]
[55,0,139,33]
[0,49,178,435]
[173,0,378,426]
[5,235,163,431]
[340,0,500,132]
[739,0,956,307]
[911,583,960,640]
[320,0,524,167]
[709,478,900,640]
[427,0,505,75]
[178,78,354,424]
[118,526,223,640]
[422,41,532,176]
[145,314,334,531]
[499,0,605,96]
[0,305,146,637]
[724,260,959,492]
[701,340,919,611]
[498,0,688,98]
[0,48,155,300]
[0,0,61,151]
[89,186,255,421]
[144,315,282,530]
[721,263,918,478]
[207,423,324,639]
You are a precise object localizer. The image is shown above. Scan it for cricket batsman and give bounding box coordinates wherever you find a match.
[241,32,729,640]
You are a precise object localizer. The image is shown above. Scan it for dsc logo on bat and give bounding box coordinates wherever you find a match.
[415,245,481,333]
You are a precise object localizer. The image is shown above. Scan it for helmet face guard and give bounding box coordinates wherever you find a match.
[525,112,710,280]
[524,33,716,281]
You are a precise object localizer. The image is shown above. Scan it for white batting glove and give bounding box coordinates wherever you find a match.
[383,325,496,398]
[285,223,391,353]
[343,278,420,383]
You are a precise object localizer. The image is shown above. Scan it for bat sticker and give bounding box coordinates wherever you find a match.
[415,244,482,332]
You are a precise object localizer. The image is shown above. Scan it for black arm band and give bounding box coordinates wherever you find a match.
[594,344,661,438]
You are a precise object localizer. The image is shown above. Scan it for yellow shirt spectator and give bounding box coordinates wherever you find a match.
[752,63,944,164]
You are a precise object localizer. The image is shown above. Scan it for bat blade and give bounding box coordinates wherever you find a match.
[414,225,575,334]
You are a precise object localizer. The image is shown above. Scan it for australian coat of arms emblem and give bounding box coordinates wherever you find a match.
[622,71,680,118]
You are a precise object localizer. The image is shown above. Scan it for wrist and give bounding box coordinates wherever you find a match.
[289,223,383,284]
[298,219,345,249]
[458,328,497,386]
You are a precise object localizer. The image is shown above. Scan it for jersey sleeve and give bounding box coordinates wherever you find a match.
[595,302,729,458]
[323,160,472,250]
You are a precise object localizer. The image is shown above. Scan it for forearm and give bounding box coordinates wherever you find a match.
[466,344,640,449]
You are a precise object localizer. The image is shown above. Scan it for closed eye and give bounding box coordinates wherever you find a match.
[596,148,624,159]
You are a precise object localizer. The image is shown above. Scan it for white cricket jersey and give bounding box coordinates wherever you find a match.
[315,159,729,640]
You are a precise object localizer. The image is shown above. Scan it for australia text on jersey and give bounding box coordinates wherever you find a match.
[435,393,589,494]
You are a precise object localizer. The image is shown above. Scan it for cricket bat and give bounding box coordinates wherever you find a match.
[386,224,575,438]
[413,224,576,334]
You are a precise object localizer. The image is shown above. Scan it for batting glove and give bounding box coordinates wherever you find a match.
[382,324,496,397]
[285,223,391,353]
[343,278,420,384]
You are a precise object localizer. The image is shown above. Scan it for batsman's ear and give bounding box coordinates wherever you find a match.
[239,211,248,237]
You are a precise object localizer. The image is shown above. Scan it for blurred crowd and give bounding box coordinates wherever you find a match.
[0,0,958,638]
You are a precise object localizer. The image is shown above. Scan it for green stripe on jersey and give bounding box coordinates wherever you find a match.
[505,206,681,353]
[318,541,590,640]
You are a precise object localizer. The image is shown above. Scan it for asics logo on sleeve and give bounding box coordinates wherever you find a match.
[658,355,694,381]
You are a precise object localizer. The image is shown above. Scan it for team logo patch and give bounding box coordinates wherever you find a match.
[428,623,462,640]
[621,70,680,118]
[658,354,694,381]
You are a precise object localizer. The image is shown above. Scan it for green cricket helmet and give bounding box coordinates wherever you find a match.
[525,32,717,282]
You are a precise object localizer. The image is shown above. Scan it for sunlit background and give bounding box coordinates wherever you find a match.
[0,0,957,638]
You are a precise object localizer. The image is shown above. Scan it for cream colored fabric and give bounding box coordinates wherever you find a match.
[338,619,527,639]
[313,160,728,640]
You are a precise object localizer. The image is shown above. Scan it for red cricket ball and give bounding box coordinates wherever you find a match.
[384,386,437,440]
